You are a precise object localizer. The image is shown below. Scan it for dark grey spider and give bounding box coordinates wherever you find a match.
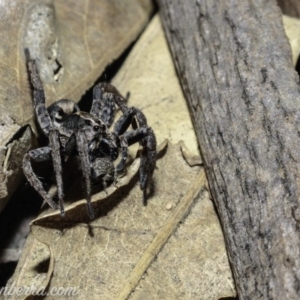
[23,49,157,219]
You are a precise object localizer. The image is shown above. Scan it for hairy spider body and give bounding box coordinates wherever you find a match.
[23,49,156,219]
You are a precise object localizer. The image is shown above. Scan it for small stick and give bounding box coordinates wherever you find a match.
[116,169,207,300]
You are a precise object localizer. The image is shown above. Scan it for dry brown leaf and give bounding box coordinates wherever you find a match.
[283,14,300,66]
[0,0,153,210]
[179,140,203,167]
[0,126,35,211]
[129,187,236,300]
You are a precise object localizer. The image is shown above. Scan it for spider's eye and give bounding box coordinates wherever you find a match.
[93,126,99,131]
[85,120,92,126]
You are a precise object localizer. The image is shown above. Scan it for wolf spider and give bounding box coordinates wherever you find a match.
[23,49,156,219]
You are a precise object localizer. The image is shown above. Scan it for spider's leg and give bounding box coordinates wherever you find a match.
[23,147,59,210]
[134,108,148,128]
[115,136,128,173]
[112,107,137,173]
[90,83,102,117]
[139,127,156,205]
[113,107,136,136]
[90,83,117,127]
[49,130,65,216]
[76,131,95,220]
[132,109,156,205]
[115,97,156,205]
[25,49,52,135]
[120,126,157,205]
[63,133,76,161]
[25,50,66,216]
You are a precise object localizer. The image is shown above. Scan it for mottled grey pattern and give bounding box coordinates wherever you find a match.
[23,49,157,219]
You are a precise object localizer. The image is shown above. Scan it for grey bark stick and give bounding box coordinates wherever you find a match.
[159,0,300,299]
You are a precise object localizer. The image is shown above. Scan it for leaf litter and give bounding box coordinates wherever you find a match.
[0,0,153,210]
[5,14,236,300]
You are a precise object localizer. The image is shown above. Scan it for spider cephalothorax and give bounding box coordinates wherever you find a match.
[23,49,157,219]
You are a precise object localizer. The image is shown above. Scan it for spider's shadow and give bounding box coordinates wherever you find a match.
[36,165,141,231]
